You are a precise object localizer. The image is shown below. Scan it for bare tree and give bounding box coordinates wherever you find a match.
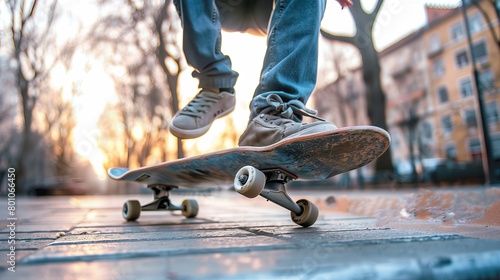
[115,61,168,167]
[96,0,185,159]
[127,0,185,159]
[153,0,184,158]
[321,0,394,173]
[4,0,78,190]
[0,55,18,192]
[88,2,174,175]
[37,86,77,177]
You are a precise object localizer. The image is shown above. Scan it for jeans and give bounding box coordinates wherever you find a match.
[173,0,326,120]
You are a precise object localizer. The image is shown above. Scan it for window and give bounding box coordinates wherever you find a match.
[433,58,445,78]
[479,69,494,91]
[468,138,482,161]
[473,40,487,62]
[445,144,457,160]
[420,121,433,140]
[468,13,483,34]
[459,77,473,98]
[442,115,453,133]
[464,108,477,127]
[438,86,449,103]
[429,34,441,53]
[486,101,499,122]
[450,22,465,42]
[455,49,469,68]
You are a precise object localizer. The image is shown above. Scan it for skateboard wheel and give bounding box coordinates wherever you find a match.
[234,166,266,198]
[123,200,141,221]
[290,199,318,227]
[181,199,199,218]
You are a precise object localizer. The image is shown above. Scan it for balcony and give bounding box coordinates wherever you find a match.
[427,45,444,58]
[391,64,412,78]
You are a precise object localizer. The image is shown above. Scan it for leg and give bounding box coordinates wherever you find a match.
[239,0,337,146]
[252,0,327,118]
[170,0,240,138]
[173,0,238,89]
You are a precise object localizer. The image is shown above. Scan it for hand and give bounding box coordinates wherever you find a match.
[336,0,353,9]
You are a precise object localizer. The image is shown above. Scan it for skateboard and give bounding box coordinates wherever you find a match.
[108,126,390,227]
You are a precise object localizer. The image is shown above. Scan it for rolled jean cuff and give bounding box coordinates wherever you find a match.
[198,75,238,89]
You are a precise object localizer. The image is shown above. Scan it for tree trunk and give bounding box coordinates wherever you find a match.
[321,0,394,173]
[358,44,393,172]
[15,67,36,192]
[156,1,184,159]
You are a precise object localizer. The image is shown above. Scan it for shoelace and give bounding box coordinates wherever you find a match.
[179,90,224,118]
[261,94,325,121]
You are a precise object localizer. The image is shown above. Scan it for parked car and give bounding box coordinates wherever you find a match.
[427,160,485,185]
[394,158,445,183]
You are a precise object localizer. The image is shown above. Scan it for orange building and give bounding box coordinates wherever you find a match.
[378,1,500,179]
[422,1,500,163]
[316,1,500,182]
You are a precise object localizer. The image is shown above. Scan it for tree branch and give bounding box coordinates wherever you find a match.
[22,0,38,26]
[373,0,384,16]
[320,28,356,45]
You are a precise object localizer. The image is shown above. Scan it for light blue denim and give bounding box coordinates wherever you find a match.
[173,0,326,120]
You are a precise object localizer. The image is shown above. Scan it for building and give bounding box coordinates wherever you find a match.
[382,0,500,179]
[315,0,500,182]
[379,28,434,175]
[422,1,500,164]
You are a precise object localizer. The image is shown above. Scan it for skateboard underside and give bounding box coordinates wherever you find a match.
[108,126,390,189]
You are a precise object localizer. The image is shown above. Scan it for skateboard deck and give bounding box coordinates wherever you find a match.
[108,126,390,188]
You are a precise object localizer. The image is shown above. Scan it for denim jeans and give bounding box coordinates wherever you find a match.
[173,0,326,120]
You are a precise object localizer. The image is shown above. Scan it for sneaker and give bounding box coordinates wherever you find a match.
[238,94,337,147]
[169,89,236,139]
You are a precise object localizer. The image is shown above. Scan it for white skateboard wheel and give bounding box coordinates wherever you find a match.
[181,199,199,218]
[123,200,141,221]
[291,199,318,227]
[234,166,266,198]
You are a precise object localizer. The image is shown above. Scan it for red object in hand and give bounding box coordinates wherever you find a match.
[336,0,353,9]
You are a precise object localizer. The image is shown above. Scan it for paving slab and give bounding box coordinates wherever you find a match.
[0,189,499,279]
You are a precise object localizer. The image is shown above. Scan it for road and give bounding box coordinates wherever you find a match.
[1,187,499,279]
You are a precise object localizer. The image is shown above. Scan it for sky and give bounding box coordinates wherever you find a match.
[323,0,461,50]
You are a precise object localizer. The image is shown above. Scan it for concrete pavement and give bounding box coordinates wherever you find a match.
[1,187,500,279]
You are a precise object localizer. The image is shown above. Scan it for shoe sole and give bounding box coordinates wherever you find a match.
[169,105,235,139]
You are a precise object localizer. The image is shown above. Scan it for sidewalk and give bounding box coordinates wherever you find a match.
[1,187,499,279]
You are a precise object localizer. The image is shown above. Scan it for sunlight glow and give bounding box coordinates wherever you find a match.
[131,125,144,142]
[67,53,117,178]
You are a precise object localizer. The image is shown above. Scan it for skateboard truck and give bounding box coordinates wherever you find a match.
[122,184,199,221]
[234,166,319,227]
[259,170,302,215]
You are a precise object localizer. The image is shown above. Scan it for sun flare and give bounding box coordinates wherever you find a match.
[67,54,117,179]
